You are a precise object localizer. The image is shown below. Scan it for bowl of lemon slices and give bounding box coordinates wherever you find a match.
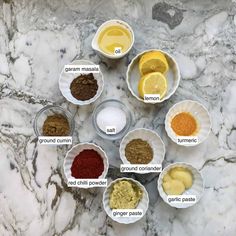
[126,50,180,104]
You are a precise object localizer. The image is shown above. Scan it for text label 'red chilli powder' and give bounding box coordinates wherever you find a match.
[71,149,104,179]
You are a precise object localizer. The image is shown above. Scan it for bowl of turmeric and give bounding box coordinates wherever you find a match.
[165,100,211,146]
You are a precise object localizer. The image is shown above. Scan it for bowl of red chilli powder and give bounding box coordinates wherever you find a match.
[64,143,109,183]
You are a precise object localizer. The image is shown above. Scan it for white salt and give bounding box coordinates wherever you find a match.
[96,106,127,134]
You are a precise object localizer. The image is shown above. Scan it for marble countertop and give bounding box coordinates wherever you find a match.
[0,0,236,235]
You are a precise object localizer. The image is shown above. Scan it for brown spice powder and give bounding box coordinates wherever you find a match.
[125,139,153,164]
[70,73,98,101]
[42,114,70,136]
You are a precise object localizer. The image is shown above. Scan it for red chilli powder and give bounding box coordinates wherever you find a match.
[71,149,104,179]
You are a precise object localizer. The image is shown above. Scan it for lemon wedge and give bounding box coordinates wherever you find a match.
[138,72,167,99]
[139,51,169,76]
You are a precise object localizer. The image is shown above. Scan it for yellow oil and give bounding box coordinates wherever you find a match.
[98,25,132,55]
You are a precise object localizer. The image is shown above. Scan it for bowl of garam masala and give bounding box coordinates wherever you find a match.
[59,59,104,105]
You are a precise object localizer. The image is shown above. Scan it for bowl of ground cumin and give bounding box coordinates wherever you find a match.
[33,105,75,137]
[59,59,104,105]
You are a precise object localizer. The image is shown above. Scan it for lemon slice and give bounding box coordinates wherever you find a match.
[138,72,167,99]
[139,51,169,76]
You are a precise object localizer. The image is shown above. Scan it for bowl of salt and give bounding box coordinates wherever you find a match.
[92,99,132,140]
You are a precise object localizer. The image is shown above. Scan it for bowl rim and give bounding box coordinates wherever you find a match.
[164,99,212,146]
[63,142,109,182]
[59,59,104,106]
[33,104,75,137]
[157,162,205,209]
[102,177,149,224]
[92,99,132,140]
[92,19,135,59]
[126,49,181,104]
[119,128,166,173]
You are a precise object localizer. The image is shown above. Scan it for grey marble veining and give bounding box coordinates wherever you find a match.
[0,0,236,235]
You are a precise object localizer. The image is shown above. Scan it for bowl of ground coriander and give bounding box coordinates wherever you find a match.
[59,59,104,106]
[119,128,165,173]
[33,105,75,137]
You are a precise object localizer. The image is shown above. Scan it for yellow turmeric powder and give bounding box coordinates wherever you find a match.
[171,112,197,136]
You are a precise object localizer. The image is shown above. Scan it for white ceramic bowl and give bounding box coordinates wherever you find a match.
[126,49,180,103]
[59,59,104,105]
[92,19,134,59]
[103,177,149,224]
[119,128,165,173]
[63,143,109,186]
[165,100,211,146]
[158,162,204,208]
[92,99,132,140]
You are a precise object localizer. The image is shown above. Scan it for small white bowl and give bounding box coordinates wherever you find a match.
[92,19,134,59]
[63,143,109,186]
[126,49,180,103]
[165,100,211,146]
[59,59,104,105]
[119,128,165,173]
[103,177,149,224]
[157,162,204,208]
[92,99,132,140]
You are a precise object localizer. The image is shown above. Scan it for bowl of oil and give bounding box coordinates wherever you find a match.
[92,19,134,59]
